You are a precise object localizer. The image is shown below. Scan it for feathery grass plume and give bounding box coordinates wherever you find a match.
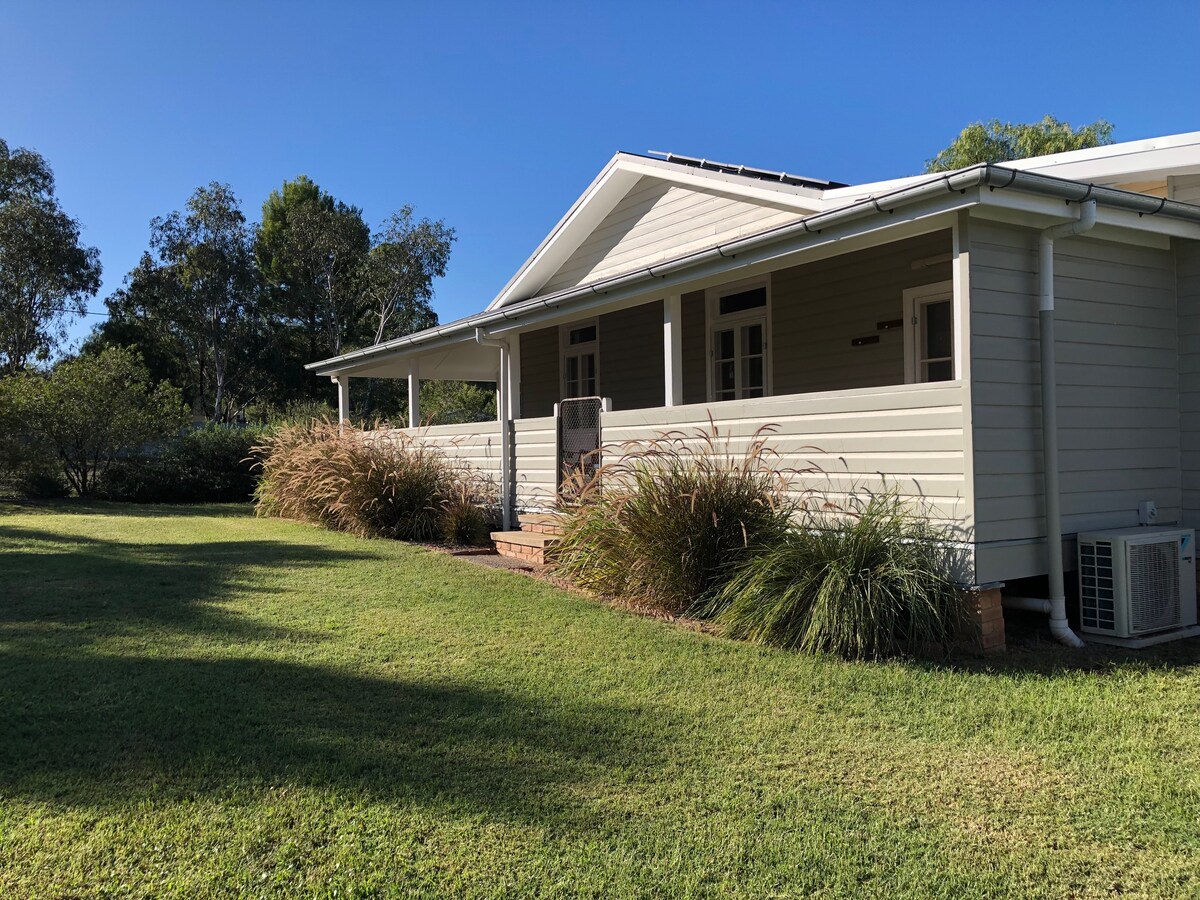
[550,419,807,615]
[710,490,969,659]
[252,421,497,543]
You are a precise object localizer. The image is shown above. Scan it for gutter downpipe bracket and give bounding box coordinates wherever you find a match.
[475,328,514,531]
[1002,199,1098,648]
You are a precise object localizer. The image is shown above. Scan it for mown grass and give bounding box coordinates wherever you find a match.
[1,501,1198,898]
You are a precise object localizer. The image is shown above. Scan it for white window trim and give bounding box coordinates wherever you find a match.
[704,275,772,402]
[559,318,600,399]
[902,280,954,384]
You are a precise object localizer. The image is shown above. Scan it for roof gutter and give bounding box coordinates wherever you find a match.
[308,164,1200,375]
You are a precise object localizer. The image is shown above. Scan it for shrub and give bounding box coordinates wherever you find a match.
[1,347,187,496]
[550,423,798,615]
[709,491,969,659]
[0,460,69,499]
[0,383,64,497]
[253,422,496,544]
[99,425,267,503]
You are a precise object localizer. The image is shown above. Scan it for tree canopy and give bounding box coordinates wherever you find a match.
[256,176,372,362]
[0,138,102,375]
[97,184,272,421]
[91,174,457,420]
[925,116,1114,173]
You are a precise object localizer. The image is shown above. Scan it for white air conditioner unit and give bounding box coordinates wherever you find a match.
[1077,526,1197,639]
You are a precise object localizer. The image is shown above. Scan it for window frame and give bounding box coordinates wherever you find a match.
[704,276,772,402]
[902,280,955,384]
[559,318,600,399]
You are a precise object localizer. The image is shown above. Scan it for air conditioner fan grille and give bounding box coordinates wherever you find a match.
[1128,539,1181,634]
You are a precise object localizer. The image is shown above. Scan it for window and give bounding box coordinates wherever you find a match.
[707,278,770,401]
[560,319,598,398]
[903,281,955,383]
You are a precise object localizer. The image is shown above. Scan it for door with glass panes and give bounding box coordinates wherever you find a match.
[709,282,768,401]
[561,320,598,398]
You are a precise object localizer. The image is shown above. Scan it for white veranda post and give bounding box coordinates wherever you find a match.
[663,293,683,407]
[407,360,420,429]
[335,375,351,424]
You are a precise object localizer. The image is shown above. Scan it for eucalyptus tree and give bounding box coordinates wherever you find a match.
[101,183,266,421]
[925,116,1114,172]
[0,138,101,375]
[361,206,453,345]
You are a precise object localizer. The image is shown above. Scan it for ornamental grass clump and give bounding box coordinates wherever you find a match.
[550,422,800,615]
[253,421,496,543]
[708,491,969,659]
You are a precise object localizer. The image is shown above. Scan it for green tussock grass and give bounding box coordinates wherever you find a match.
[709,492,971,659]
[1,501,1199,898]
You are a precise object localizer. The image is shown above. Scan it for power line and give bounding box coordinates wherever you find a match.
[32,307,111,317]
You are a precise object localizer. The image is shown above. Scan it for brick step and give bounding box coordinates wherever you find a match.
[492,529,559,566]
[518,512,568,536]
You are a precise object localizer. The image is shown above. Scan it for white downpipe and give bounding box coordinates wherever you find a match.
[1034,199,1097,648]
[475,328,513,531]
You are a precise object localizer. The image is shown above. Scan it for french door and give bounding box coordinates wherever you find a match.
[712,319,766,401]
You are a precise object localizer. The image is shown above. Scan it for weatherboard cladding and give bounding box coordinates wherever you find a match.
[771,231,953,394]
[538,176,803,295]
[1178,239,1200,528]
[519,327,558,419]
[969,220,1181,583]
[597,301,664,412]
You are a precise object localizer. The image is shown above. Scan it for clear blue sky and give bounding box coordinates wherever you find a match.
[3,1,1198,350]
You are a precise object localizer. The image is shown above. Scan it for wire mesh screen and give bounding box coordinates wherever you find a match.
[557,396,604,502]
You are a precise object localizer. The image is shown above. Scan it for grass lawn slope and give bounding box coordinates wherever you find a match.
[1,502,1198,898]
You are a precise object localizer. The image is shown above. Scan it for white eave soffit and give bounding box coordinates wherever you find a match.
[485,153,828,312]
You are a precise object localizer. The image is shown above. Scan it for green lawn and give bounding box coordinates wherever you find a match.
[1,503,1198,898]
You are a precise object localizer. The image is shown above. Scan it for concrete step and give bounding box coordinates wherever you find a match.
[518,512,568,536]
[492,529,559,566]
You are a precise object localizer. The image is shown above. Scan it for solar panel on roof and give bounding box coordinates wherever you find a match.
[647,151,847,190]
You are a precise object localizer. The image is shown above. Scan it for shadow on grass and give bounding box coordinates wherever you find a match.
[0,507,677,827]
[0,651,667,827]
[0,522,373,643]
[0,498,257,518]
[922,608,1200,677]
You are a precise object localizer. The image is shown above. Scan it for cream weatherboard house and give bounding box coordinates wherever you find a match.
[308,132,1200,650]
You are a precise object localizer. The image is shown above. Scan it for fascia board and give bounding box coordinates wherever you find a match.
[1007,131,1200,173]
[485,154,637,312]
